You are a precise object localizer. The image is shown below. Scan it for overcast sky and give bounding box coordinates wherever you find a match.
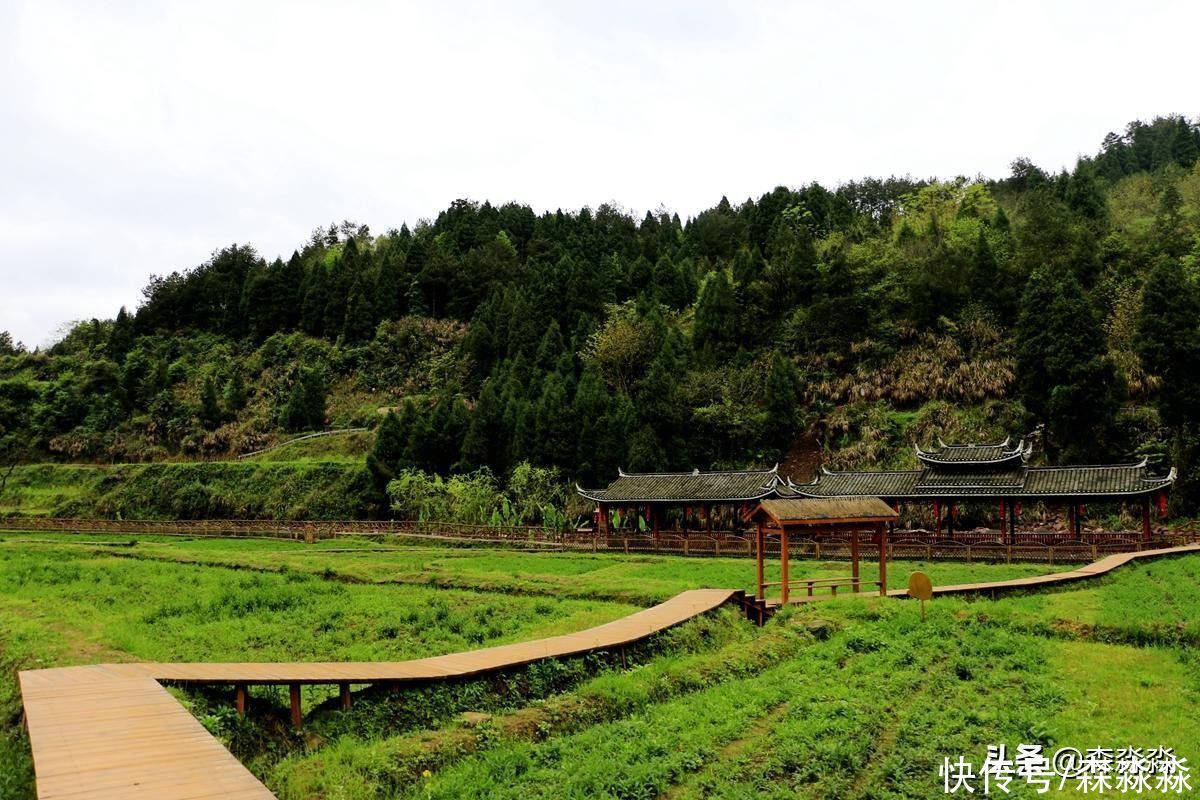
[1,1,1196,348]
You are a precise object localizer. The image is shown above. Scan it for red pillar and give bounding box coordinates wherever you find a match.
[755,520,765,600]
[933,500,942,535]
[1142,496,1152,541]
[780,528,790,604]
[877,522,888,596]
[850,529,860,592]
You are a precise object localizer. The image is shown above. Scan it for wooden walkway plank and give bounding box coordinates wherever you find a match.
[19,588,738,800]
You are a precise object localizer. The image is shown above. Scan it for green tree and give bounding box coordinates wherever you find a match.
[762,353,801,459]
[1015,270,1121,459]
[460,378,507,474]
[280,367,326,431]
[222,370,247,414]
[198,374,222,429]
[367,409,413,490]
[533,369,574,466]
[692,269,739,360]
[572,363,611,485]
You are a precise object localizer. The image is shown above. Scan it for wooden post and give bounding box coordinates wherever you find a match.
[235,683,246,716]
[1074,502,1083,538]
[340,682,352,711]
[999,499,1006,531]
[755,519,765,600]
[780,527,790,605]
[850,529,860,593]
[289,683,302,729]
[934,500,941,535]
[877,522,887,596]
[1067,503,1076,540]
[1142,496,1151,541]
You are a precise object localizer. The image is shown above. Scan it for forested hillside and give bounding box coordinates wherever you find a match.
[3,115,1200,515]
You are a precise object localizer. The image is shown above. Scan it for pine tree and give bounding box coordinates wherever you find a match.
[342,274,376,344]
[572,364,610,485]
[300,264,329,336]
[969,228,1000,311]
[107,307,134,361]
[461,378,508,473]
[637,327,688,468]
[692,269,738,360]
[762,353,800,459]
[199,374,222,429]
[1154,185,1188,259]
[366,409,411,489]
[626,424,667,472]
[222,371,247,414]
[534,321,567,372]
[533,370,574,466]
[280,367,326,431]
[1137,258,1200,429]
[1015,269,1121,460]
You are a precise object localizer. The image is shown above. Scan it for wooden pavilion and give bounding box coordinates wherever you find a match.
[784,438,1176,541]
[745,497,898,604]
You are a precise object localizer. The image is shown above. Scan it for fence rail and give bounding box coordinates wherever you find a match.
[0,517,1186,563]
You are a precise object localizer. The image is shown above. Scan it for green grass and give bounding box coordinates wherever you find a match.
[0,461,369,518]
[0,531,1055,604]
[243,429,374,463]
[0,535,1196,799]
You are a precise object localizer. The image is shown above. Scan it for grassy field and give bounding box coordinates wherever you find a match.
[0,532,1196,799]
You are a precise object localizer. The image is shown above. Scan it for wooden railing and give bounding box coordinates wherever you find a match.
[0,517,1186,563]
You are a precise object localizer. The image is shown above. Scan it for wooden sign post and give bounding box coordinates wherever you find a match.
[907,571,933,621]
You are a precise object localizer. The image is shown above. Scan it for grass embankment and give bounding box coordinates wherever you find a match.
[1,535,1197,799]
[0,461,369,519]
[240,429,374,463]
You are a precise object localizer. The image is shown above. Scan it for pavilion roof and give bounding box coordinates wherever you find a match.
[753,497,898,526]
[914,437,1031,467]
[577,466,782,503]
[785,460,1176,500]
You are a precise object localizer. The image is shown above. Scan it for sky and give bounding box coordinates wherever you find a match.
[1,0,1197,348]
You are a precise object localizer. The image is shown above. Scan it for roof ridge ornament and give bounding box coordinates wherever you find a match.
[617,467,626,477]
[936,437,948,449]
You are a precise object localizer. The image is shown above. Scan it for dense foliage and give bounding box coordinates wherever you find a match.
[3,115,1200,511]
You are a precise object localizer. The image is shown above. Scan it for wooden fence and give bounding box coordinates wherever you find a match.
[0,517,1185,563]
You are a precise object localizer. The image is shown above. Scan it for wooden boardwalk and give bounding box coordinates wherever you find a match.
[19,589,738,800]
[767,542,1200,606]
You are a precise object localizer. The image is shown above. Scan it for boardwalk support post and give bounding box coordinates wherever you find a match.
[340,682,352,710]
[289,683,302,729]
[235,683,246,716]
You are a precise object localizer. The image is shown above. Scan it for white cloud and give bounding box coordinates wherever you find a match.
[1,0,1197,346]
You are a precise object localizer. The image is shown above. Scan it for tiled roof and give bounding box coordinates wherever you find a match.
[578,466,782,503]
[914,437,1032,467]
[789,460,1175,499]
[754,497,898,524]
[1023,464,1175,496]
